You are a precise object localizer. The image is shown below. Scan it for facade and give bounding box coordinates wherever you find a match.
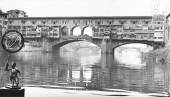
[7,9,28,18]
[0,9,169,44]
[6,15,169,43]
[0,10,8,36]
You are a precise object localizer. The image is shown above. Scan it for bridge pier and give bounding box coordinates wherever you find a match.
[42,38,52,52]
[87,41,115,89]
[101,38,113,54]
[88,55,113,89]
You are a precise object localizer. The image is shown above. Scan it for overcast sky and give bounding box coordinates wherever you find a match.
[0,0,170,17]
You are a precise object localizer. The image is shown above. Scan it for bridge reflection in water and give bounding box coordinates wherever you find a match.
[0,42,169,93]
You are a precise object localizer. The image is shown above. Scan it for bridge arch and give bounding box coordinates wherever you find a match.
[111,40,164,50]
[52,39,100,49]
[82,26,93,36]
[113,43,154,52]
[71,26,82,36]
[113,43,153,49]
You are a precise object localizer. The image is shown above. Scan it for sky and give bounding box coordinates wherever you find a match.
[0,0,170,17]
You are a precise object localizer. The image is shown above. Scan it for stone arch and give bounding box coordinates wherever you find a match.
[82,26,93,36]
[111,40,164,49]
[113,42,158,67]
[113,43,152,49]
[71,26,82,36]
[61,26,69,36]
[100,40,163,54]
[113,43,154,53]
[52,39,101,49]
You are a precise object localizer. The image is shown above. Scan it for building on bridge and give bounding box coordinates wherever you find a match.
[0,10,169,52]
[3,13,169,42]
[7,9,28,18]
[0,10,8,36]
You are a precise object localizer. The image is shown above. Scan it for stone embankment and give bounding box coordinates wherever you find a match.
[148,45,170,65]
[145,44,170,92]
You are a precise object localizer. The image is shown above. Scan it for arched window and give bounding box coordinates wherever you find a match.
[72,26,81,36]
[83,27,93,36]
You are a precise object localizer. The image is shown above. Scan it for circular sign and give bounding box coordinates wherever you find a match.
[1,30,24,53]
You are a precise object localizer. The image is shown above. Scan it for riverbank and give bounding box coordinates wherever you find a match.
[144,45,170,93]
[23,86,169,97]
[146,45,170,69]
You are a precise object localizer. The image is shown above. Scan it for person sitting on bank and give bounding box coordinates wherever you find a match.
[5,62,21,87]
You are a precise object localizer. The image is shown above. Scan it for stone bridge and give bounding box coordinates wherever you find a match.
[24,35,165,54]
[6,15,168,53]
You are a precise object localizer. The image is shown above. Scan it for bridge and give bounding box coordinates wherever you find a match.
[1,12,170,90]
[3,15,168,53]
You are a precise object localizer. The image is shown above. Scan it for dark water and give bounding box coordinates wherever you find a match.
[0,42,169,93]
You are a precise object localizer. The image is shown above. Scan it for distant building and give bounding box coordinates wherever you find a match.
[7,9,28,18]
[0,10,8,36]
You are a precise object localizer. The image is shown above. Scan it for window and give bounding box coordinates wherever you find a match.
[8,26,12,29]
[144,21,149,24]
[157,22,161,24]
[166,27,168,30]
[32,21,36,24]
[95,20,101,25]
[107,21,112,24]
[97,21,100,25]
[21,20,26,24]
[3,21,7,25]
[160,26,163,29]
[42,21,46,24]
[131,20,138,24]
[158,37,163,39]
[52,21,56,24]
[132,21,136,24]
[4,16,7,19]
[9,21,13,24]
[119,20,126,25]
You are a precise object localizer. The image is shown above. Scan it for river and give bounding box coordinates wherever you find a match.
[0,41,169,93]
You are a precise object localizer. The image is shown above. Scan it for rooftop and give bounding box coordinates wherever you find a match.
[8,16,152,20]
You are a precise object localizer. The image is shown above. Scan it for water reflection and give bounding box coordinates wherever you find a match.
[115,44,153,69]
[0,42,169,93]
